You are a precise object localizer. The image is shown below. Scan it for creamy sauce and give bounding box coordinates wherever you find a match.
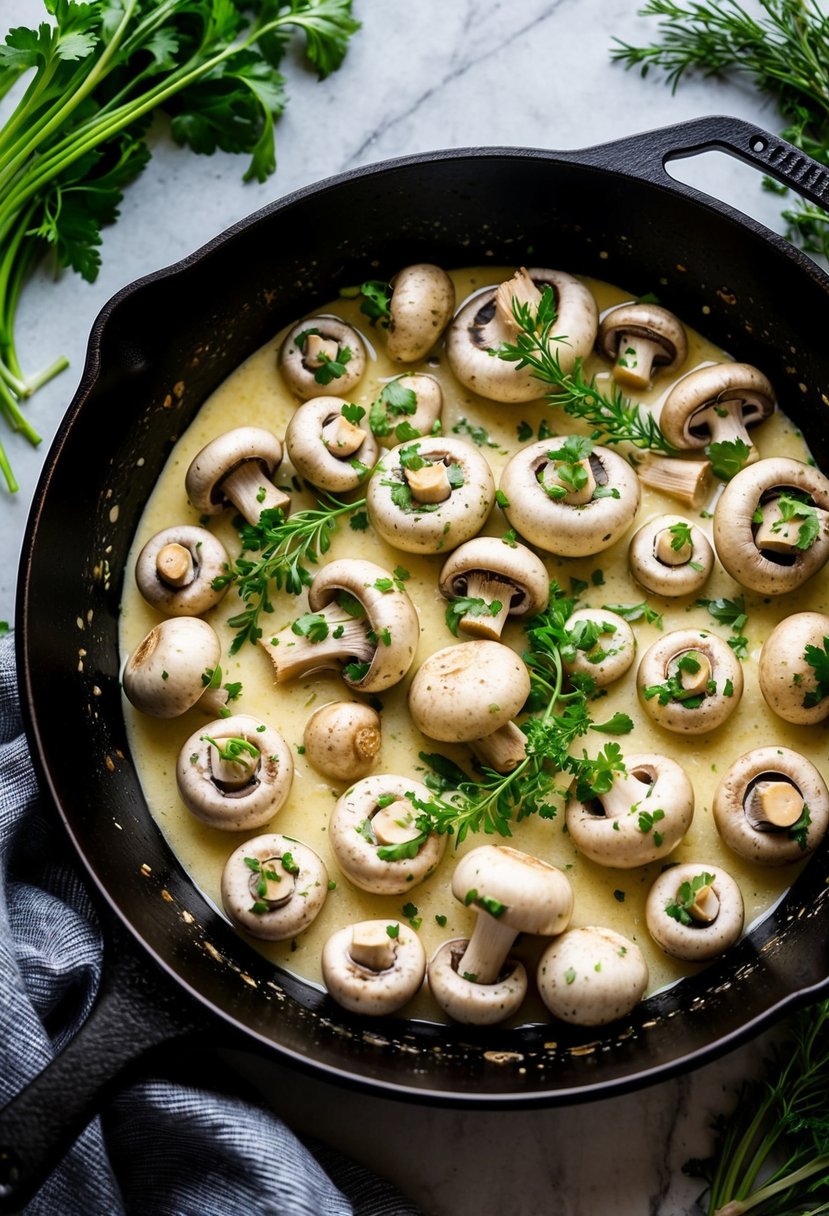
[119,269,829,1023]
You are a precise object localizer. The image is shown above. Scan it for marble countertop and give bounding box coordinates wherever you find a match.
[0,1,816,1212]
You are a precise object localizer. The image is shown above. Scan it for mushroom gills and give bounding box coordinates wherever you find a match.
[265,600,374,683]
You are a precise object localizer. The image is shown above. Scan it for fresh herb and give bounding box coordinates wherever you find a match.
[773,493,822,550]
[699,594,750,660]
[452,417,499,448]
[803,636,829,707]
[358,280,392,325]
[668,520,694,551]
[202,735,259,767]
[369,380,418,436]
[603,600,664,628]
[464,889,507,918]
[291,612,330,643]
[444,596,504,637]
[666,870,715,925]
[311,344,352,385]
[707,437,753,481]
[342,659,371,683]
[244,855,280,913]
[789,801,812,850]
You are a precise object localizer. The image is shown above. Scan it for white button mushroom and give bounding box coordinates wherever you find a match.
[637,628,743,735]
[759,612,829,725]
[259,558,419,694]
[634,454,715,510]
[446,267,598,403]
[597,301,687,389]
[221,833,328,940]
[278,316,366,399]
[560,608,636,688]
[284,396,379,493]
[645,864,744,962]
[628,514,715,598]
[565,752,694,868]
[185,426,291,523]
[134,524,230,617]
[384,263,455,363]
[122,617,237,719]
[438,536,550,640]
[328,774,445,894]
[427,845,573,1025]
[177,714,293,830]
[713,457,829,595]
[303,701,382,783]
[536,927,648,1026]
[408,640,531,773]
[321,919,426,1016]
[712,746,829,866]
[498,437,641,557]
[659,362,775,464]
[366,436,495,555]
[368,373,444,446]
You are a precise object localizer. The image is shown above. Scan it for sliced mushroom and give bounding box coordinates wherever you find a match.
[446,267,598,403]
[634,454,716,510]
[560,608,636,688]
[322,919,426,1016]
[135,525,229,617]
[185,426,290,522]
[537,927,648,1026]
[122,617,237,719]
[303,701,382,783]
[329,774,445,894]
[759,612,829,724]
[637,628,743,734]
[427,846,573,1025]
[713,458,829,595]
[366,436,495,555]
[438,537,549,640]
[598,301,687,389]
[222,833,328,940]
[259,558,419,694]
[713,746,829,865]
[386,264,455,362]
[278,315,366,399]
[284,396,379,493]
[499,438,641,557]
[660,362,775,463]
[368,374,444,447]
[176,714,293,830]
[646,863,744,962]
[408,640,531,773]
[628,514,715,598]
[565,752,694,868]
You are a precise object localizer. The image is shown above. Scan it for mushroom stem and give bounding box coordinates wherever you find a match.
[692,399,759,457]
[612,333,666,389]
[249,858,295,908]
[745,780,805,830]
[540,458,596,505]
[494,268,542,338]
[457,912,520,986]
[220,459,291,520]
[458,571,514,639]
[754,497,829,556]
[654,528,693,566]
[157,543,195,587]
[596,768,654,821]
[350,922,397,971]
[372,799,422,845]
[267,604,374,683]
[321,414,367,457]
[636,455,715,509]
[470,721,527,773]
[304,333,340,367]
[405,461,452,504]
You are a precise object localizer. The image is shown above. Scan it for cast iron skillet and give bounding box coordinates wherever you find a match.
[4,114,829,1208]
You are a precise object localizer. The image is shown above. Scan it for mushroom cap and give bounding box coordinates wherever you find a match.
[560,608,636,688]
[660,362,775,451]
[628,514,715,598]
[597,301,687,381]
[278,315,366,399]
[329,774,446,894]
[759,612,829,725]
[712,745,829,866]
[176,714,294,830]
[284,396,379,492]
[427,939,528,1025]
[386,264,455,362]
[366,436,495,555]
[713,457,829,595]
[537,927,648,1026]
[134,525,229,617]
[646,863,744,962]
[446,268,598,403]
[371,373,444,447]
[185,427,284,516]
[637,628,744,735]
[451,845,574,937]
[438,536,549,620]
[408,640,530,744]
[322,920,426,1016]
[303,701,382,783]
[499,440,641,557]
[122,617,221,718]
[221,833,328,941]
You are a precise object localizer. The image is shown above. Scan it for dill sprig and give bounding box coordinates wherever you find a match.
[496,289,674,453]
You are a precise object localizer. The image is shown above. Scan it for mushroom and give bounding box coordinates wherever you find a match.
[322,919,426,1016]
[134,524,229,617]
[284,396,379,492]
[221,833,328,940]
[759,612,829,724]
[446,267,598,403]
[278,315,366,400]
[176,713,293,830]
[713,458,829,595]
[438,537,549,640]
[560,607,636,688]
[659,362,775,463]
[634,454,716,510]
[385,264,455,362]
[408,640,531,773]
[368,373,444,446]
[122,617,237,719]
[628,514,715,598]
[637,628,743,734]
[645,863,744,962]
[185,426,290,522]
[303,701,382,783]
[328,774,445,894]
[713,746,829,865]
[536,927,648,1026]
[427,846,573,1025]
[565,752,694,868]
[366,436,495,555]
[498,437,641,557]
[598,301,687,389]
[259,558,419,694]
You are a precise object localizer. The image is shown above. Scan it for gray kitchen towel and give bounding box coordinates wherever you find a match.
[0,631,419,1215]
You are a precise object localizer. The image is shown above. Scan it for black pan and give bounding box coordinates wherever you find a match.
[4,113,829,1209]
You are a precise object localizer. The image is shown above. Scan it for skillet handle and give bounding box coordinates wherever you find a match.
[0,919,216,1214]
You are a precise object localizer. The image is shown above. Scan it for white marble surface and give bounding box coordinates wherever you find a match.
[0,1,809,1212]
